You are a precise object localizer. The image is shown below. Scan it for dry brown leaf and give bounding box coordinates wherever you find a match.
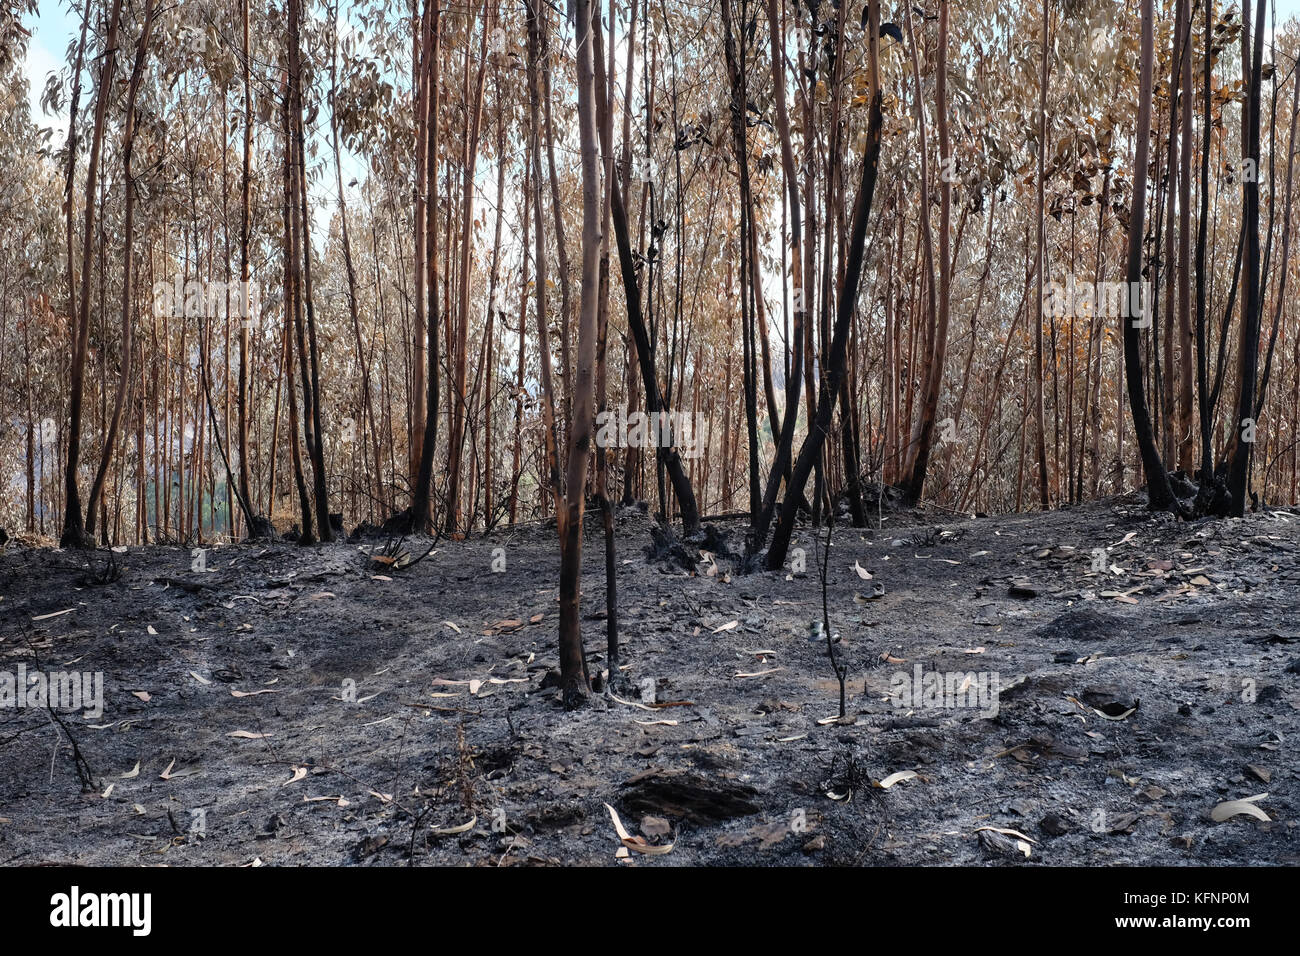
[283,766,308,787]
[31,608,74,622]
[877,770,919,789]
[1092,705,1138,721]
[1210,794,1271,823]
[605,803,674,855]
[975,825,1037,843]
[430,814,477,836]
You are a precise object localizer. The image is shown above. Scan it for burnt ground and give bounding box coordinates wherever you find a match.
[0,495,1297,867]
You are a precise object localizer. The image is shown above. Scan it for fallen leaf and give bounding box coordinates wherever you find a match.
[1210,794,1271,823]
[1092,705,1138,721]
[735,667,784,678]
[605,802,674,855]
[712,620,739,633]
[430,814,477,836]
[228,730,271,739]
[31,608,75,622]
[283,766,308,787]
[877,770,919,789]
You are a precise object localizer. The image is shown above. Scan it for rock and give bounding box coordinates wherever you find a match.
[353,834,389,860]
[1245,764,1271,784]
[1008,798,1037,817]
[1008,581,1039,599]
[802,835,826,854]
[1037,607,1125,643]
[1040,812,1074,836]
[640,815,672,838]
[619,770,761,824]
[978,827,1031,859]
[1106,812,1139,834]
[1080,684,1139,716]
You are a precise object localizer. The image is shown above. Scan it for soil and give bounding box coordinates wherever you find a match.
[1,495,1297,866]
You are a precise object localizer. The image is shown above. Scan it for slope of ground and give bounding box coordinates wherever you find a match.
[1,497,1297,866]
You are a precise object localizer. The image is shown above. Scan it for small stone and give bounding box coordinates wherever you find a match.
[802,835,825,854]
[1040,812,1074,836]
[641,815,672,838]
[1008,798,1037,817]
[1245,764,1271,784]
[1106,812,1139,834]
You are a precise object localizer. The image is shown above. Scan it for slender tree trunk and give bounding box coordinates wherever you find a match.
[1125,0,1179,513]
[62,0,124,547]
[768,1,882,570]
[902,0,952,505]
[86,0,156,536]
[1227,0,1268,515]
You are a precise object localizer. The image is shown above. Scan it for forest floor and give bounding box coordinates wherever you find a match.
[1,494,1297,867]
